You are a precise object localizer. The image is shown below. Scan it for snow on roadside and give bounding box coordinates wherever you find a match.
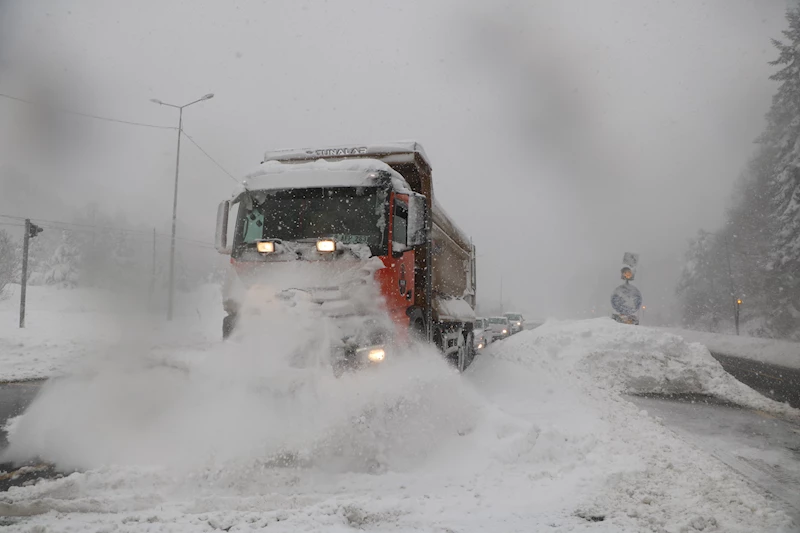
[502,319,799,417]
[0,283,225,381]
[0,317,796,531]
[657,326,800,370]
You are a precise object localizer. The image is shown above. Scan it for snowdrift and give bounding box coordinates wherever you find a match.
[496,318,798,417]
[657,326,800,370]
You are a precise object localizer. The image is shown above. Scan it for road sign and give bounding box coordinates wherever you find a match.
[622,252,639,269]
[611,283,642,315]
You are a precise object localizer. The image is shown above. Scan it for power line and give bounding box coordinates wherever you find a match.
[181,129,240,183]
[0,92,177,130]
[0,213,215,248]
[39,223,216,249]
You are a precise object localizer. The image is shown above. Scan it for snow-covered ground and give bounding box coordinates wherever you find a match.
[0,287,798,531]
[657,326,800,369]
[0,283,224,381]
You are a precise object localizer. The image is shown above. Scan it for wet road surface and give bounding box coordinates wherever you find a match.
[0,381,43,448]
[711,352,800,409]
[629,393,800,524]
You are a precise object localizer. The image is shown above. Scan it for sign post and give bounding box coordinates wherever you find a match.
[19,219,43,328]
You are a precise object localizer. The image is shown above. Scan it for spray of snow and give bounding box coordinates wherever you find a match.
[2,264,478,474]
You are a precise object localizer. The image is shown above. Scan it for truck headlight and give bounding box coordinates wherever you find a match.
[357,345,386,362]
[316,239,336,252]
[256,241,275,253]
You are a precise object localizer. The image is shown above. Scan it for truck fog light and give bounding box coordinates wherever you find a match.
[367,348,386,362]
[316,239,336,252]
[256,241,275,253]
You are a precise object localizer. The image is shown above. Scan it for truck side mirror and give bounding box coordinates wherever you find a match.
[407,193,427,247]
[215,200,231,254]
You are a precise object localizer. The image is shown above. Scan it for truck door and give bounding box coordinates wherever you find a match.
[376,193,416,338]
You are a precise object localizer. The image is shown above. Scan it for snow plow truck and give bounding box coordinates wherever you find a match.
[214,142,478,372]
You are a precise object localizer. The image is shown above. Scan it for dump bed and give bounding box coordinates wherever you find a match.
[263,142,476,322]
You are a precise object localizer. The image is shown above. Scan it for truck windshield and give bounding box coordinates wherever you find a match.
[234,186,387,254]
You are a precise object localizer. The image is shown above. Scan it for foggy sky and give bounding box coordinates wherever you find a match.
[0,0,788,321]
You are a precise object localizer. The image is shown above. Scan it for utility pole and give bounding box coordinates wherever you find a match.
[19,219,43,328]
[499,275,504,313]
[150,93,214,320]
[150,228,156,296]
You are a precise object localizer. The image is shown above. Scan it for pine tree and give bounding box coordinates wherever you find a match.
[676,230,727,330]
[758,9,800,337]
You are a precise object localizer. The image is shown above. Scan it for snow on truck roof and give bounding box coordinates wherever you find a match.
[237,159,412,197]
[263,141,431,169]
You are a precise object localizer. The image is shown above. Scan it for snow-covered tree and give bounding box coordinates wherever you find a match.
[42,231,81,287]
[756,9,800,337]
[678,8,800,339]
[0,229,18,297]
[676,230,728,330]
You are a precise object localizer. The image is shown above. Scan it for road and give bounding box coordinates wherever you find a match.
[0,381,42,448]
[629,394,800,524]
[711,352,800,409]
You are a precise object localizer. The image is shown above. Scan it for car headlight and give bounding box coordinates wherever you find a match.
[316,239,336,252]
[516,322,521,326]
[477,343,484,349]
[502,329,508,334]
[256,240,275,253]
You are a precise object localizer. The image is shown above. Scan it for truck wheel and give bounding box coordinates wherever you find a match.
[410,319,427,345]
[465,332,476,368]
[222,314,237,339]
[456,332,472,373]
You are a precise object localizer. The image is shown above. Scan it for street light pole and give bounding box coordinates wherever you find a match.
[151,93,214,320]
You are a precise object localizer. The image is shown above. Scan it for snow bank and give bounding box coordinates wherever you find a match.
[0,316,796,531]
[497,318,798,416]
[657,327,800,370]
[0,283,225,381]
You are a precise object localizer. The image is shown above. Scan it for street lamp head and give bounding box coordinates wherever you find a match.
[202,93,215,101]
[150,98,163,105]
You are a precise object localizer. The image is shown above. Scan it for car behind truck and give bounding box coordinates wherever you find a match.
[215,142,478,372]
